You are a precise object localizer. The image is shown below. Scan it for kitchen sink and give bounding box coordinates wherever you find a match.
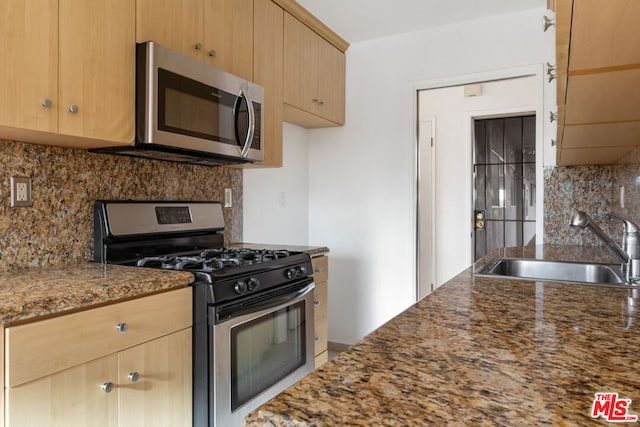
[474,258,630,286]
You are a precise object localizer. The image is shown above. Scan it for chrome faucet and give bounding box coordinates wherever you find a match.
[570,210,640,283]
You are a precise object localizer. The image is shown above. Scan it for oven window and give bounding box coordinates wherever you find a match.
[230,301,306,411]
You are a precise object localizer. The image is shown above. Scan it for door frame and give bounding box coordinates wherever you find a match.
[416,117,436,299]
[410,64,547,301]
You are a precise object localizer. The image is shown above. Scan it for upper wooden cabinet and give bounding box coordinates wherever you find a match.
[136,0,254,81]
[283,12,346,127]
[250,0,285,168]
[555,0,640,165]
[0,0,135,148]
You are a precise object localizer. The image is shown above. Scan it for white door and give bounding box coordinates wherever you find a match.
[418,118,436,299]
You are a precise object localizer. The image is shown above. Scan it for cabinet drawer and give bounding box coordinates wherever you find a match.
[314,350,328,369]
[6,287,192,387]
[312,255,328,283]
[314,280,327,320]
[314,315,327,356]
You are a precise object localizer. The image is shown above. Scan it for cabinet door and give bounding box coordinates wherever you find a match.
[0,0,58,133]
[6,354,118,427]
[136,0,204,61]
[251,0,284,167]
[284,12,319,116]
[58,0,135,144]
[203,0,254,80]
[312,256,329,368]
[317,39,345,125]
[118,329,192,427]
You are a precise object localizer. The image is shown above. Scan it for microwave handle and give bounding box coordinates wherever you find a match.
[237,89,255,158]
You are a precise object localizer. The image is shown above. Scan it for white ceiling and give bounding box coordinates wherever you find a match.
[296,0,546,44]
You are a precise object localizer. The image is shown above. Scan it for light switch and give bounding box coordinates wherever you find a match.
[224,188,232,208]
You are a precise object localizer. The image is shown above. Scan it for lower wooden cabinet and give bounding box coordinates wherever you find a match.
[312,255,329,368]
[119,329,192,427]
[4,288,192,427]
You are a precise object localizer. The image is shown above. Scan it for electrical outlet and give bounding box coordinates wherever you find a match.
[10,176,32,207]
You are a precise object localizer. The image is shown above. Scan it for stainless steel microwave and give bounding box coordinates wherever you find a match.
[94,41,263,166]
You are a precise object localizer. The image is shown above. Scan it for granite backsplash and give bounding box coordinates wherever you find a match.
[544,163,640,246]
[0,140,242,271]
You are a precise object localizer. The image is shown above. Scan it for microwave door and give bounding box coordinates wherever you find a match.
[233,89,256,158]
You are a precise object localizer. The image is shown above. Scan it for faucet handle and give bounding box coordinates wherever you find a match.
[606,213,640,234]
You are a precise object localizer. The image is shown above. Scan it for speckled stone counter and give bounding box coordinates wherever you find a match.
[244,245,640,426]
[231,243,330,258]
[0,263,194,324]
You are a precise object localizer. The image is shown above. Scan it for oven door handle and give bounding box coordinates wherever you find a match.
[214,280,314,324]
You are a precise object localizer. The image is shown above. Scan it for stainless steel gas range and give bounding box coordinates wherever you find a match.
[93,201,315,427]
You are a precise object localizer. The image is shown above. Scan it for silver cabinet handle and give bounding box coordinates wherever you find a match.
[115,322,128,333]
[68,104,79,114]
[194,42,203,51]
[550,111,558,122]
[543,16,555,32]
[41,99,53,108]
[312,98,324,106]
[101,382,114,393]
[314,269,321,274]
[208,49,216,57]
[128,372,140,383]
[314,300,321,306]
[551,139,556,147]
[314,336,320,343]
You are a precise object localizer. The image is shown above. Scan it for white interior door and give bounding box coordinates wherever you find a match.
[418,118,436,299]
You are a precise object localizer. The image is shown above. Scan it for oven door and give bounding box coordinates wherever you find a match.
[210,278,315,427]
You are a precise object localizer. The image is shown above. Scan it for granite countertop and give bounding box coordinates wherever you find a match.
[0,263,194,325]
[231,242,330,258]
[244,245,640,426]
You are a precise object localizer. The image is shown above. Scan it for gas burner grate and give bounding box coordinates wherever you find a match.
[135,248,293,272]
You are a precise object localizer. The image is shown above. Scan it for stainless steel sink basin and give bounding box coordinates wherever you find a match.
[474,258,629,285]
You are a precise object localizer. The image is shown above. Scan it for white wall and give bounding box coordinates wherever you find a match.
[307,8,555,344]
[243,8,555,345]
[418,77,537,286]
[243,122,309,245]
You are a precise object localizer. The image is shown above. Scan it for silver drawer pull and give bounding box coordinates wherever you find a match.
[115,322,128,333]
[128,372,140,383]
[208,49,216,57]
[68,104,79,114]
[194,42,203,51]
[314,336,320,343]
[314,300,321,306]
[314,269,321,274]
[41,99,53,108]
[101,382,114,393]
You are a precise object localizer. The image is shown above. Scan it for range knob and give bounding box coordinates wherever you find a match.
[297,266,307,276]
[285,268,297,280]
[247,277,260,291]
[233,280,247,295]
